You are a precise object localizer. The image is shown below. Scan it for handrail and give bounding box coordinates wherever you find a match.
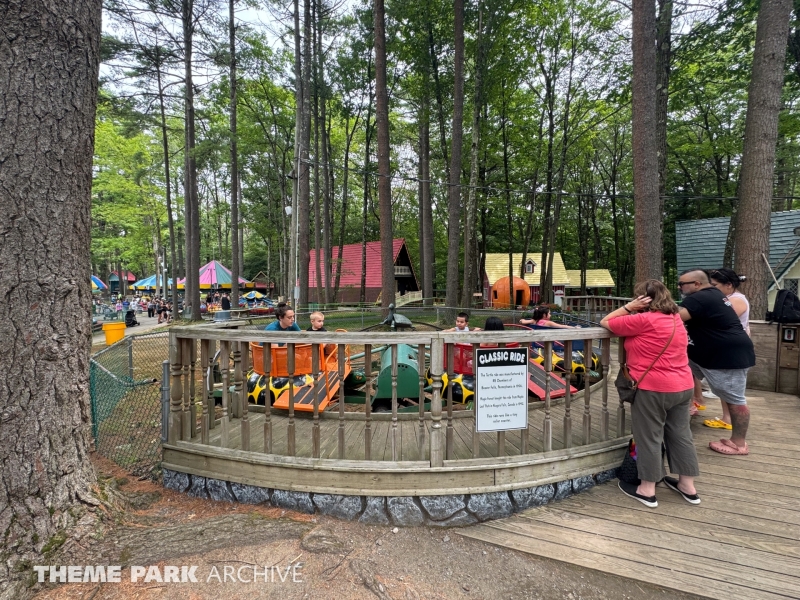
[166,325,623,469]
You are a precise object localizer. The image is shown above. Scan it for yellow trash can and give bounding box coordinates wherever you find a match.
[102,322,126,345]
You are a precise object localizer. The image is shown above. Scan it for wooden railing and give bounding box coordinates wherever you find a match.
[562,296,631,322]
[166,325,621,469]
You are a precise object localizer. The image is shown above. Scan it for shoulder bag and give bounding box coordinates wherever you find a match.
[614,315,676,404]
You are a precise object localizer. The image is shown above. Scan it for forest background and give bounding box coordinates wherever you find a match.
[94,0,800,310]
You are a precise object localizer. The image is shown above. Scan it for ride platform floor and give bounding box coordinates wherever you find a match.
[458,389,800,600]
[204,394,629,461]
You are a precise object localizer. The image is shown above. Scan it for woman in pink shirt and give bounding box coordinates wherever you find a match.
[600,280,699,509]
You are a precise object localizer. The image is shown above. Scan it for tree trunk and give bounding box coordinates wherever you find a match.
[655,0,672,279]
[298,0,312,309]
[428,22,450,181]
[374,0,394,313]
[155,60,179,307]
[333,112,360,301]
[182,0,201,320]
[316,4,332,306]
[0,2,101,596]
[539,70,555,301]
[735,0,793,318]
[313,23,323,307]
[421,94,434,306]
[632,0,662,281]
[361,106,374,304]
[462,2,484,307]
[229,0,240,307]
[655,0,672,204]
[445,0,465,317]
[290,0,302,304]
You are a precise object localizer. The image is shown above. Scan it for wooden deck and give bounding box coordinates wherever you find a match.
[458,389,800,600]
[204,395,629,461]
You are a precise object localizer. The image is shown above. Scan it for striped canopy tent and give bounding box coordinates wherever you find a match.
[178,260,254,289]
[91,275,108,291]
[132,274,174,290]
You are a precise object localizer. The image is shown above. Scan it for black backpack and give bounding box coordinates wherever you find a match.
[767,289,800,323]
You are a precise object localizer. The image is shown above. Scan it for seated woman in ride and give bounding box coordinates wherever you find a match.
[600,279,699,509]
[262,303,301,347]
[520,306,579,329]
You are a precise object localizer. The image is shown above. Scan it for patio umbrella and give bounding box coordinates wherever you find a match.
[178,260,253,289]
[91,275,108,291]
[132,274,173,290]
[244,291,265,300]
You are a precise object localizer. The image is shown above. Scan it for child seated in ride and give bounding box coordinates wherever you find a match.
[446,311,481,332]
[480,316,519,348]
[520,305,580,329]
[306,311,327,332]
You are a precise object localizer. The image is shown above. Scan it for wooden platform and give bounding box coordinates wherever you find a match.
[204,397,628,461]
[458,389,800,600]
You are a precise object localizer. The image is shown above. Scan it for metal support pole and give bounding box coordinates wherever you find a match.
[127,336,134,380]
[160,360,170,443]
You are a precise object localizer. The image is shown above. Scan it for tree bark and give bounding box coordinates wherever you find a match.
[420,94,434,306]
[0,1,101,596]
[321,96,332,306]
[735,0,793,318]
[154,58,179,307]
[462,2,484,307]
[632,0,662,281]
[229,0,240,307]
[361,102,374,304]
[446,0,466,316]
[182,0,201,320]
[374,0,394,312]
[298,0,312,309]
[655,0,672,232]
[290,0,302,303]
[313,11,323,306]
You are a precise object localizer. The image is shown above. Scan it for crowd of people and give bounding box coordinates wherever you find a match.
[434,269,755,509]
[598,268,754,509]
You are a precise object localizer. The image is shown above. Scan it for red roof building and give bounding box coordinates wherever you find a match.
[308,239,420,303]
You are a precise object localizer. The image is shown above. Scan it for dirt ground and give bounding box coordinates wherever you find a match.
[32,456,700,600]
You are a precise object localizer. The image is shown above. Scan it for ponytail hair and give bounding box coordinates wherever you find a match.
[275,302,292,319]
[532,306,550,321]
[709,268,745,289]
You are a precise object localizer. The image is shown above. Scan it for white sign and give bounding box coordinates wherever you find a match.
[474,347,529,432]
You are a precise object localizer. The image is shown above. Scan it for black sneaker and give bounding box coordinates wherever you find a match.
[618,480,658,508]
[662,476,701,505]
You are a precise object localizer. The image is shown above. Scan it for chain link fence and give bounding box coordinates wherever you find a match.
[90,332,168,477]
[87,304,597,476]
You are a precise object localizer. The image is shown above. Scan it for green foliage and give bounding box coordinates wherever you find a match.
[95,0,799,300]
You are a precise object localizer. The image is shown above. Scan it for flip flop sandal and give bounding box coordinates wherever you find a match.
[709,439,749,455]
[703,418,732,430]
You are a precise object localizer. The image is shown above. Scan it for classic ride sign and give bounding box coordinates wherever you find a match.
[474,347,529,432]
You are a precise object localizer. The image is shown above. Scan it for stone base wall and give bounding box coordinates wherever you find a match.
[163,468,617,527]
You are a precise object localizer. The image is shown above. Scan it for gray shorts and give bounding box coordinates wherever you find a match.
[695,365,749,406]
[688,360,703,380]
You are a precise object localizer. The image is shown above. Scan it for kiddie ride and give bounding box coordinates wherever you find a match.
[506,323,600,390]
[425,339,579,407]
[244,305,437,413]
[242,308,595,414]
[246,337,353,412]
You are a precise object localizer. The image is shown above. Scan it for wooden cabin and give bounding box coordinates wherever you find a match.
[308,239,420,304]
